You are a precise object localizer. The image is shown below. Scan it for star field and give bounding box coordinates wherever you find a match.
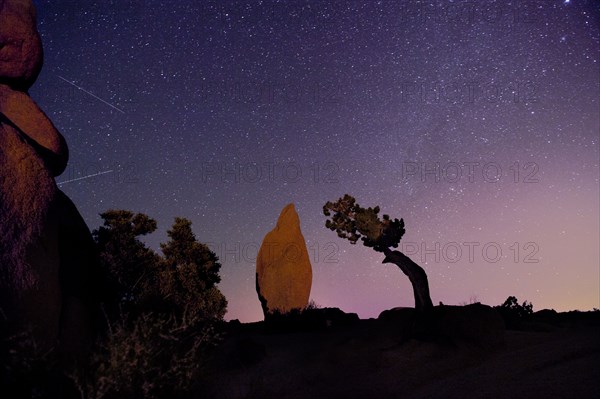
[30,0,599,321]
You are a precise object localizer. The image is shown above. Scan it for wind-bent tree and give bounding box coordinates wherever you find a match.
[323,194,433,311]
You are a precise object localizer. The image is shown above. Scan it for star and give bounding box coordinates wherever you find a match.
[27,0,600,320]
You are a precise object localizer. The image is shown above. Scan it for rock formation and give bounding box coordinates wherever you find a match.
[0,0,99,359]
[433,303,505,346]
[0,0,43,90]
[256,203,312,318]
[378,303,505,347]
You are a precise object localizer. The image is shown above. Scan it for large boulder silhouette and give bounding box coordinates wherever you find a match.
[0,0,98,359]
[378,304,505,347]
[432,303,505,347]
[256,203,312,318]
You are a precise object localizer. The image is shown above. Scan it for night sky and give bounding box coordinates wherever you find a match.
[30,0,599,322]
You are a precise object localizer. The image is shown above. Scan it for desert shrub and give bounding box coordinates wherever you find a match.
[265,303,360,332]
[75,312,222,399]
[0,317,81,399]
[494,296,533,329]
[0,324,54,398]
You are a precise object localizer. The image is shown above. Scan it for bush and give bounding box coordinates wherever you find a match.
[264,303,360,332]
[0,315,90,398]
[68,211,228,398]
[494,296,533,329]
[73,313,222,399]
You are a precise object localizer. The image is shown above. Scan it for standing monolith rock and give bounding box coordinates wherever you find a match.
[256,203,312,318]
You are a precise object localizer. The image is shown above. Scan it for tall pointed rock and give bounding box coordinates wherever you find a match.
[256,203,312,317]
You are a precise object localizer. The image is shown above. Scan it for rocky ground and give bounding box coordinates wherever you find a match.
[200,307,600,399]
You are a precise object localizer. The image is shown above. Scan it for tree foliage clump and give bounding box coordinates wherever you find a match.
[324,194,406,252]
[93,210,160,315]
[74,210,227,399]
[158,218,226,321]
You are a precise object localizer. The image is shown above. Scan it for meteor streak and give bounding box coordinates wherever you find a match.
[57,170,114,186]
[58,76,125,114]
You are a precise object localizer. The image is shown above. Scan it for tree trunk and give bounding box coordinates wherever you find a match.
[382,248,433,311]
